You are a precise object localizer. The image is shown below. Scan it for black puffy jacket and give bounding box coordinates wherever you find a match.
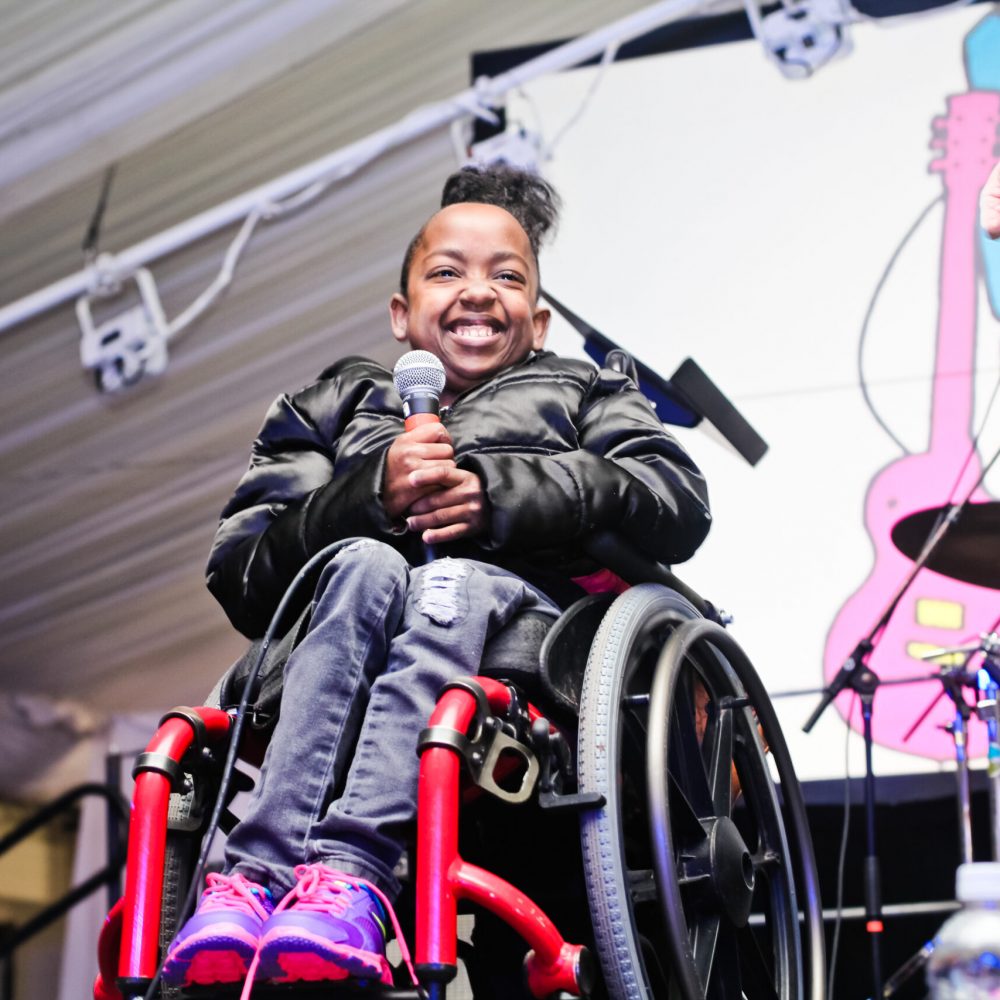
[207,351,711,637]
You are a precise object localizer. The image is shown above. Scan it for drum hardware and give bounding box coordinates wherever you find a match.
[916,635,1000,863]
[880,639,1000,998]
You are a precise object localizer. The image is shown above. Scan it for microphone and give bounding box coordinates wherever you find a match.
[392,350,446,430]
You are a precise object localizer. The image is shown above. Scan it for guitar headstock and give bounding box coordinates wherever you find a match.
[930,90,1000,191]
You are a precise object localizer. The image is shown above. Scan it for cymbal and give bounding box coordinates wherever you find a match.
[891,501,1000,589]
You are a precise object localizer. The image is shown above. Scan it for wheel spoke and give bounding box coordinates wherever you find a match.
[751,848,782,874]
[669,672,714,818]
[736,923,780,1000]
[690,911,721,993]
[708,921,745,1000]
[628,867,659,905]
[704,706,734,818]
[668,768,709,844]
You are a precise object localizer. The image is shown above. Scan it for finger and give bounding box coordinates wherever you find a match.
[406,503,471,533]
[409,465,465,489]
[408,484,479,515]
[405,422,452,445]
[420,521,477,545]
[407,444,454,464]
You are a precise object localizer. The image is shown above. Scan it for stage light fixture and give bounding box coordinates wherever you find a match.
[76,264,169,393]
[467,126,545,173]
[745,0,853,78]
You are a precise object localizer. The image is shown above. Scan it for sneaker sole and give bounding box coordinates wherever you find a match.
[161,929,258,986]
[256,930,392,985]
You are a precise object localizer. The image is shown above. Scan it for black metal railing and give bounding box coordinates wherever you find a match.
[0,781,128,960]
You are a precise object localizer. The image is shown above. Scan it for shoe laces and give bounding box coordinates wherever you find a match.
[239,864,417,1000]
[285,864,385,922]
[199,872,272,920]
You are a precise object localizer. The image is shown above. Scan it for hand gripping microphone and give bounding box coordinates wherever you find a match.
[393,350,446,430]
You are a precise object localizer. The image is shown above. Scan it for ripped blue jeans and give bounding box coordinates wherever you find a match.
[223,539,560,900]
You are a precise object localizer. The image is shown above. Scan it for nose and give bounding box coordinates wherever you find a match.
[459,277,496,306]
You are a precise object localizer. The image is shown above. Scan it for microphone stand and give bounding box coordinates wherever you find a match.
[803,502,968,1000]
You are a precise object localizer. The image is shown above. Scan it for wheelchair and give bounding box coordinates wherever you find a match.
[94,535,825,1000]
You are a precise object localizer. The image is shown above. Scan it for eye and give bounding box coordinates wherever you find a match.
[496,270,526,284]
[429,266,459,279]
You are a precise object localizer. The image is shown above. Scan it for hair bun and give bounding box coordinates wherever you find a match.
[440,165,561,254]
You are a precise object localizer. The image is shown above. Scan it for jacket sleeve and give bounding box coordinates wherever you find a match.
[205,361,411,637]
[460,368,711,566]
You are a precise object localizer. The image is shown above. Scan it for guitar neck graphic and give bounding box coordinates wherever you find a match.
[928,92,998,459]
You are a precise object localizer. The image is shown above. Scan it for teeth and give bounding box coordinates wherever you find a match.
[452,324,498,338]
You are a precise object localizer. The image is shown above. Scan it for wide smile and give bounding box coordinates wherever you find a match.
[446,321,504,344]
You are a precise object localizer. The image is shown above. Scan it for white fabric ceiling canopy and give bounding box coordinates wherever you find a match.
[1,0,704,801]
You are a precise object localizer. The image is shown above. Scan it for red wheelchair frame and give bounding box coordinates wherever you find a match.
[95,677,591,1000]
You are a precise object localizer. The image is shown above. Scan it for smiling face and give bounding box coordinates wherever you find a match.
[390,202,550,403]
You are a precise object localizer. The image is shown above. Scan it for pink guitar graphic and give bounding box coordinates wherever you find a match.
[822,90,1000,760]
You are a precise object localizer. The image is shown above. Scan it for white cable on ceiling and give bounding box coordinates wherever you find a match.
[0,0,708,335]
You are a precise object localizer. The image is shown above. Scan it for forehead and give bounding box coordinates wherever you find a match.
[419,203,534,264]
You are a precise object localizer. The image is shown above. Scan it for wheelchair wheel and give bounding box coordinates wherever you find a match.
[577,584,824,1000]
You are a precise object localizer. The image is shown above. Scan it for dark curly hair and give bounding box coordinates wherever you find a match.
[399,164,561,296]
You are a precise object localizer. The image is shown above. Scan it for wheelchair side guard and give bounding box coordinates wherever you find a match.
[416,677,594,999]
[95,706,231,1000]
[537,592,616,719]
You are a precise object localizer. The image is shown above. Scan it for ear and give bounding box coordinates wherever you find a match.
[389,293,409,344]
[531,306,551,350]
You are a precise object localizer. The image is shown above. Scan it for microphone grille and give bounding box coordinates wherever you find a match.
[393,350,446,398]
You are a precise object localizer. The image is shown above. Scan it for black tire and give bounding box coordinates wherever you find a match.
[578,584,824,1000]
[578,584,703,999]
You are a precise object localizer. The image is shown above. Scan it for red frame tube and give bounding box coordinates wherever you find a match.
[94,898,124,1000]
[116,707,230,983]
[416,678,585,998]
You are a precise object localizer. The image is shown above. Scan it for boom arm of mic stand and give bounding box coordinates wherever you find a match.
[802,639,873,733]
[803,503,964,734]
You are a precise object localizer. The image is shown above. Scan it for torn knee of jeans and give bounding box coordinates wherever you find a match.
[415,559,468,625]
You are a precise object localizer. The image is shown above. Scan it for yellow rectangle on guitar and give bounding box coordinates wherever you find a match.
[914,598,964,630]
[906,642,966,667]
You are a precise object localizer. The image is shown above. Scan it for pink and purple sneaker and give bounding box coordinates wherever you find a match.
[255,864,393,986]
[161,872,273,987]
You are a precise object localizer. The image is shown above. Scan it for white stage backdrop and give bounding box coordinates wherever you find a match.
[510,4,1000,781]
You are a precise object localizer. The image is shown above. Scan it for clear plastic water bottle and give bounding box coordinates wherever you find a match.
[927,862,1000,999]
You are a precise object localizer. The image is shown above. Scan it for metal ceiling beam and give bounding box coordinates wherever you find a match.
[0,0,705,334]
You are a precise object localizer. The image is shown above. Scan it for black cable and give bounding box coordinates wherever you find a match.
[944,350,1000,505]
[826,692,857,1000]
[899,364,1000,577]
[141,537,360,1000]
[857,194,942,454]
[82,165,117,259]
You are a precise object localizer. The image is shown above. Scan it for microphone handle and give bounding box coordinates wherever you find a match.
[402,391,441,431]
[400,398,441,561]
[404,411,440,431]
